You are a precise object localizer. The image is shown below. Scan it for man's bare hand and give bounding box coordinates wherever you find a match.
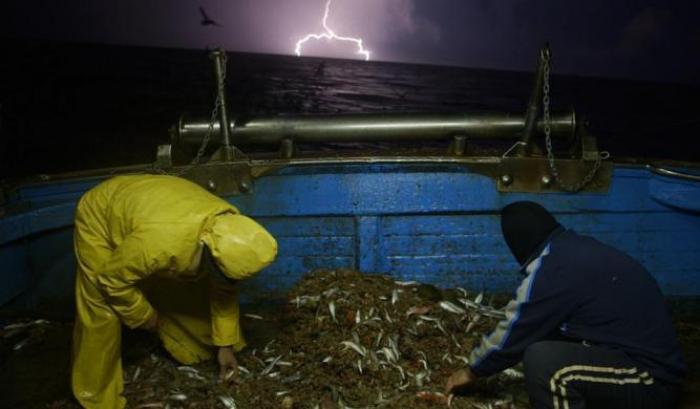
[140,312,159,332]
[218,346,239,383]
[445,367,476,394]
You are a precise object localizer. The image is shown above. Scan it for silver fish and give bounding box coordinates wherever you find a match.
[465,314,481,334]
[3,319,50,331]
[450,334,462,350]
[406,324,418,336]
[455,355,470,365]
[169,394,187,401]
[340,341,367,357]
[393,364,406,382]
[439,301,466,315]
[388,335,400,360]
[13,339,29,351]
[375,391,390,405]
[263,339,277,354]
[219,395,237,409]
[132,367,141,382]
[176,366,199,374]
[374,329,384,348]
[379,347,397,363]
[391,289,400,305]
[483,307,507,320]
[329,301,337,323]
[502,368,525,379]
[290,295,321,308]
[282,372,303,383]
[243,314,264,320]
[177,366,206,381]
[419,359,429,371]
[435,319,448,335]
[261,355,283,375]
[383,309,394,323]
[323,287,339,297]
[415,370,430,387]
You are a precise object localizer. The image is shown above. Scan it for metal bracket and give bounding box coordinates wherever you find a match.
[280,138,296,159]
[155,144,174,168]
[449,135,468,156]
[183,162,255,196]
[497,157,612,193]
[208,145,246,162]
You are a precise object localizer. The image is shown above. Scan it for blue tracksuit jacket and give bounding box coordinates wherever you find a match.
[469,228,686,384]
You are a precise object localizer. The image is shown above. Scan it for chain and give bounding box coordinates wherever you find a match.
[152,52,227,176]
[542,51,609,192]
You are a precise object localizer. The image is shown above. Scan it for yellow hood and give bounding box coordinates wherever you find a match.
[201,213,277,280]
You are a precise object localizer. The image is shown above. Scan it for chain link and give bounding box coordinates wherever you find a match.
[152,52,227,176]
[542,51,608,192]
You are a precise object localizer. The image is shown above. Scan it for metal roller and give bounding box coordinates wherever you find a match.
[172,111,576,147]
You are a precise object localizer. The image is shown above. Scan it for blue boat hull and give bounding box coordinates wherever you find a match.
[1,163,699,314]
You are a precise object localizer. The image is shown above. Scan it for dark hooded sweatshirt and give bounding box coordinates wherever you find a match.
[468,203,686,384]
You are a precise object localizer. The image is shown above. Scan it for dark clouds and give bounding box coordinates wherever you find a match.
[1,0,698,83]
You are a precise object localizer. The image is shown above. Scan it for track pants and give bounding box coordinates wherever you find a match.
[522,341,680,409]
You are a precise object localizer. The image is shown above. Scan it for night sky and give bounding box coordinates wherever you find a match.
[1,0,699,84]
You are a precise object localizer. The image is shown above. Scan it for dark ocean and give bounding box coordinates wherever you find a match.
[0,39,698,178]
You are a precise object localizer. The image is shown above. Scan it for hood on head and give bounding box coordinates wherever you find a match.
[501,201,560,267]
[201,213,278,280]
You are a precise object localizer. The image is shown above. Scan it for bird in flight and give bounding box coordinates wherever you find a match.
[199,6,221,27]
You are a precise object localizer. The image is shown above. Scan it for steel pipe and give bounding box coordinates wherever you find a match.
[173,111,576,147]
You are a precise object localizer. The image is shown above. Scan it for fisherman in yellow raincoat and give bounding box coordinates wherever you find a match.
[71,174,278,408]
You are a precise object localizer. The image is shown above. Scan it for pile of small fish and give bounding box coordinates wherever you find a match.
[48,269,530,408]
[1,318,52,351]
[213,270,529,408]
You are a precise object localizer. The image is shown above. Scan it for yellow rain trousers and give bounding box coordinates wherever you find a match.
[71,175,277,409]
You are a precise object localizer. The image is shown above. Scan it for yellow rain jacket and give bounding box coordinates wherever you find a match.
[71,175,277,409]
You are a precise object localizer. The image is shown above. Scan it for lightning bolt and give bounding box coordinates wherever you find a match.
[295,0,371,61]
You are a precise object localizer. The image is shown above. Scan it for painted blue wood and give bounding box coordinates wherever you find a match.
[1,163,700,311]
[0,241,30,304]
[0,203,77,246]
[649,176,700,212]
[13,180,101,204]
[357,216,381,272]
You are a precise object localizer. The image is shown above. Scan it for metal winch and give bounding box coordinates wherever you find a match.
[155,45,611,195]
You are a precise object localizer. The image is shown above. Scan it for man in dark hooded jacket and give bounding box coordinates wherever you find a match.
[445,201,685,409]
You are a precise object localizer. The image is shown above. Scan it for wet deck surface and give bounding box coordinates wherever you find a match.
[2,300,699,409]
